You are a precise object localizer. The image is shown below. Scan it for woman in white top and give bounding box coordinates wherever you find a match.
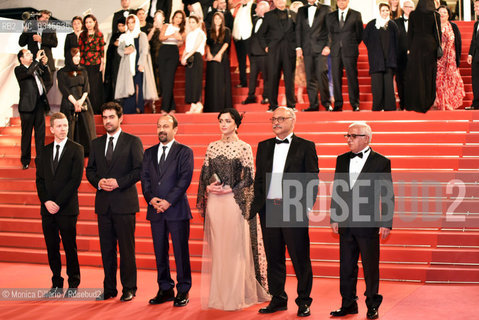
[158,10,186,114]
[182,15,207,113]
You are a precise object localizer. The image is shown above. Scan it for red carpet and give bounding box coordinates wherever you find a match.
[0,262,477,320]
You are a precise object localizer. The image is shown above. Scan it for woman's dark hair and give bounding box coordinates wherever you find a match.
[379,3,391,11]
[71,16,82,25]
[218,108,243,129]
[172,10,186,34]
[438,5,451,20]
[81,14,101,38]
[70,47,80,57]
[210,12,226,43]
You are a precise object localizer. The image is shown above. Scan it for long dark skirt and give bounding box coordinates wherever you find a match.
[185,52,203,103]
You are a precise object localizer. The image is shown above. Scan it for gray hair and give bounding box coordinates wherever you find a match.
[275,106,296,120]
[400,0,415,9]
[349,121,372,140]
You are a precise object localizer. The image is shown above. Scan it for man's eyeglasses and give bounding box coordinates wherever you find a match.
[270,117,292,123]
[344,134,366,139]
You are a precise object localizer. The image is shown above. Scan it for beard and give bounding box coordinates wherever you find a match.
[158,132,168,143]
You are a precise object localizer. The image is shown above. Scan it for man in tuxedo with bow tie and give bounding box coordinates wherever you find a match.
[141,115,194,307]
[112,0,132,35]
[251,107,319,317]
[395,0,415,110]
[86,102,144,302]
[330,122,394,320]
[296,0,332,112]
[36,112,84,298]
[15,48,51,170]
[326,0,363,111]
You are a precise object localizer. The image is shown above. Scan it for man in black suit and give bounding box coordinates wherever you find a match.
[251,107,319,317]
[19,9,57,90]
[242,1,270,105]
[36,112,84,298]
[204,0,234,30]
[467,0,479,109]
[329,122,394,320]
[141,115,194,307]
[112,0,132,35]
[296,0,332,112]
[395,0,415,110]
[147,0,172,23]
[15,48,51,170]
[326,0,363,111]
[258,0,297,111]
[86,102,144,302]
[232,0,256,88]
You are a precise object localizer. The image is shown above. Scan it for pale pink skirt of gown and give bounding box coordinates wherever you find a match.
[201,192,270,310]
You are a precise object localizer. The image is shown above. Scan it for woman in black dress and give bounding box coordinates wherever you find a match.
[405,0,441,113]
[363,3,399,111]
[204,12,232,113]
[57,48,96,155]
[64,16,82,67]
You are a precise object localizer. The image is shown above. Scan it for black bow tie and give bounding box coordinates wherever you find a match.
[404,18,408,22]
[350,152,363,159]
[242,4,247,7]
[275,139,289,144]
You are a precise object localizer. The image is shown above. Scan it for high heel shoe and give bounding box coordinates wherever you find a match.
[193,103,203,113]
[186,103,196,114]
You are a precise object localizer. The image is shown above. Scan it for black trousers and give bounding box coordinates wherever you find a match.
[304,53,331,109]
[371,69,396,111]
[395,63,407,109]
[158,44,179,112]
[84,64,104,114]
[268,41,296,108]
[331,51,360,109]
[234,38,250,86]
[151,218,191,294]
[259,201,313,307]
[42,214,80,288]
[19,98,46,166]
[472,58,479,108]
[339,230,382,309]
[185,52,203,104]
[247,54,269,100]
[97,210,137,295]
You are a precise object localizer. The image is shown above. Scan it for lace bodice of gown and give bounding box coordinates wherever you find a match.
[197,139,254,219]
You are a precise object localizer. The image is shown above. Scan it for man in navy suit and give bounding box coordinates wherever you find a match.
[330,122,394,320]
[141,115,194,307]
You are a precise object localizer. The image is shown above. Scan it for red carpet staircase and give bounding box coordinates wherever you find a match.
[0,22,478,284]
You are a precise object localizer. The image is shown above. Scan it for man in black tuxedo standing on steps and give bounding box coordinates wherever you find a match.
[36,112,84,298]
[467,0,479,110]
[86,102,144,302]
[296,0,332,112]
[326,0,363,112]
[15,48,50,170]
[329,122,394,320]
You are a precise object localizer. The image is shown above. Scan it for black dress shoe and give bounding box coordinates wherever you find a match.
[267,105,278,112]
[235,84,247,88]
[330,303,359,317]
[149,288,175,304]
[43,287,63,298]
[120,290,135,301]
[367,307,379,319]
[325,105,333,111]
[332,106,343,112]
[96,291,117,301]
[173,292,189,307]
[64,288,77,298]
[302,106,319,112]
[260,98,269,104]
[258,302,287,314]
[22,164,29,170]
[297,304,311,317]
[242,97,257,104]
[352,105,360,111]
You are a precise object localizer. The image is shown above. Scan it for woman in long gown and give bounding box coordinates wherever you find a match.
[404,0,441,113]
[435,5,465,110]
[57,48,96,156]
[197,108,270,310]
[204,12,233,112]
[64,16,82,68]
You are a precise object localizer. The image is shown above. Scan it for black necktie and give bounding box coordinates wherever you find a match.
[53,145,60,171]
[106,137,114,166]
[275,139,289,144]
[350,152,363,159]
[242,4,247,7]
[158,146,167,172]
[340,12,345,29]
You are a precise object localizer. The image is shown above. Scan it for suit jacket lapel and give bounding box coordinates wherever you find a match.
[47,144,55,175]
[158,141,179,180]
[151,144,160,177]
[108,131,124,170]
[283,134,299,172]
[265,139,275,173]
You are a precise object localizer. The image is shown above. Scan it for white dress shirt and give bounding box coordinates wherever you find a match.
[157,139,175,163]
[104,129,122,156]
[267,132,293,199]
[349,146,370,188]
[338,7,349,22]
[308,5,317,27]
[232,1,254,40]
[53,138,68,161]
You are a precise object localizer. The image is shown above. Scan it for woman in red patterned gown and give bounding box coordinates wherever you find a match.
[435,5,465,110]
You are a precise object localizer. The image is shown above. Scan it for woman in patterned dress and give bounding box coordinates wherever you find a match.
[435,5,465,110]
[197,108,270,310]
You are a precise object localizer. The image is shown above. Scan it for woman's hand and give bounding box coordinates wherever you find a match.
[124,46,135,55]
[207,182,232,194]
[138,65,144,72]
[213,53,222,62]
